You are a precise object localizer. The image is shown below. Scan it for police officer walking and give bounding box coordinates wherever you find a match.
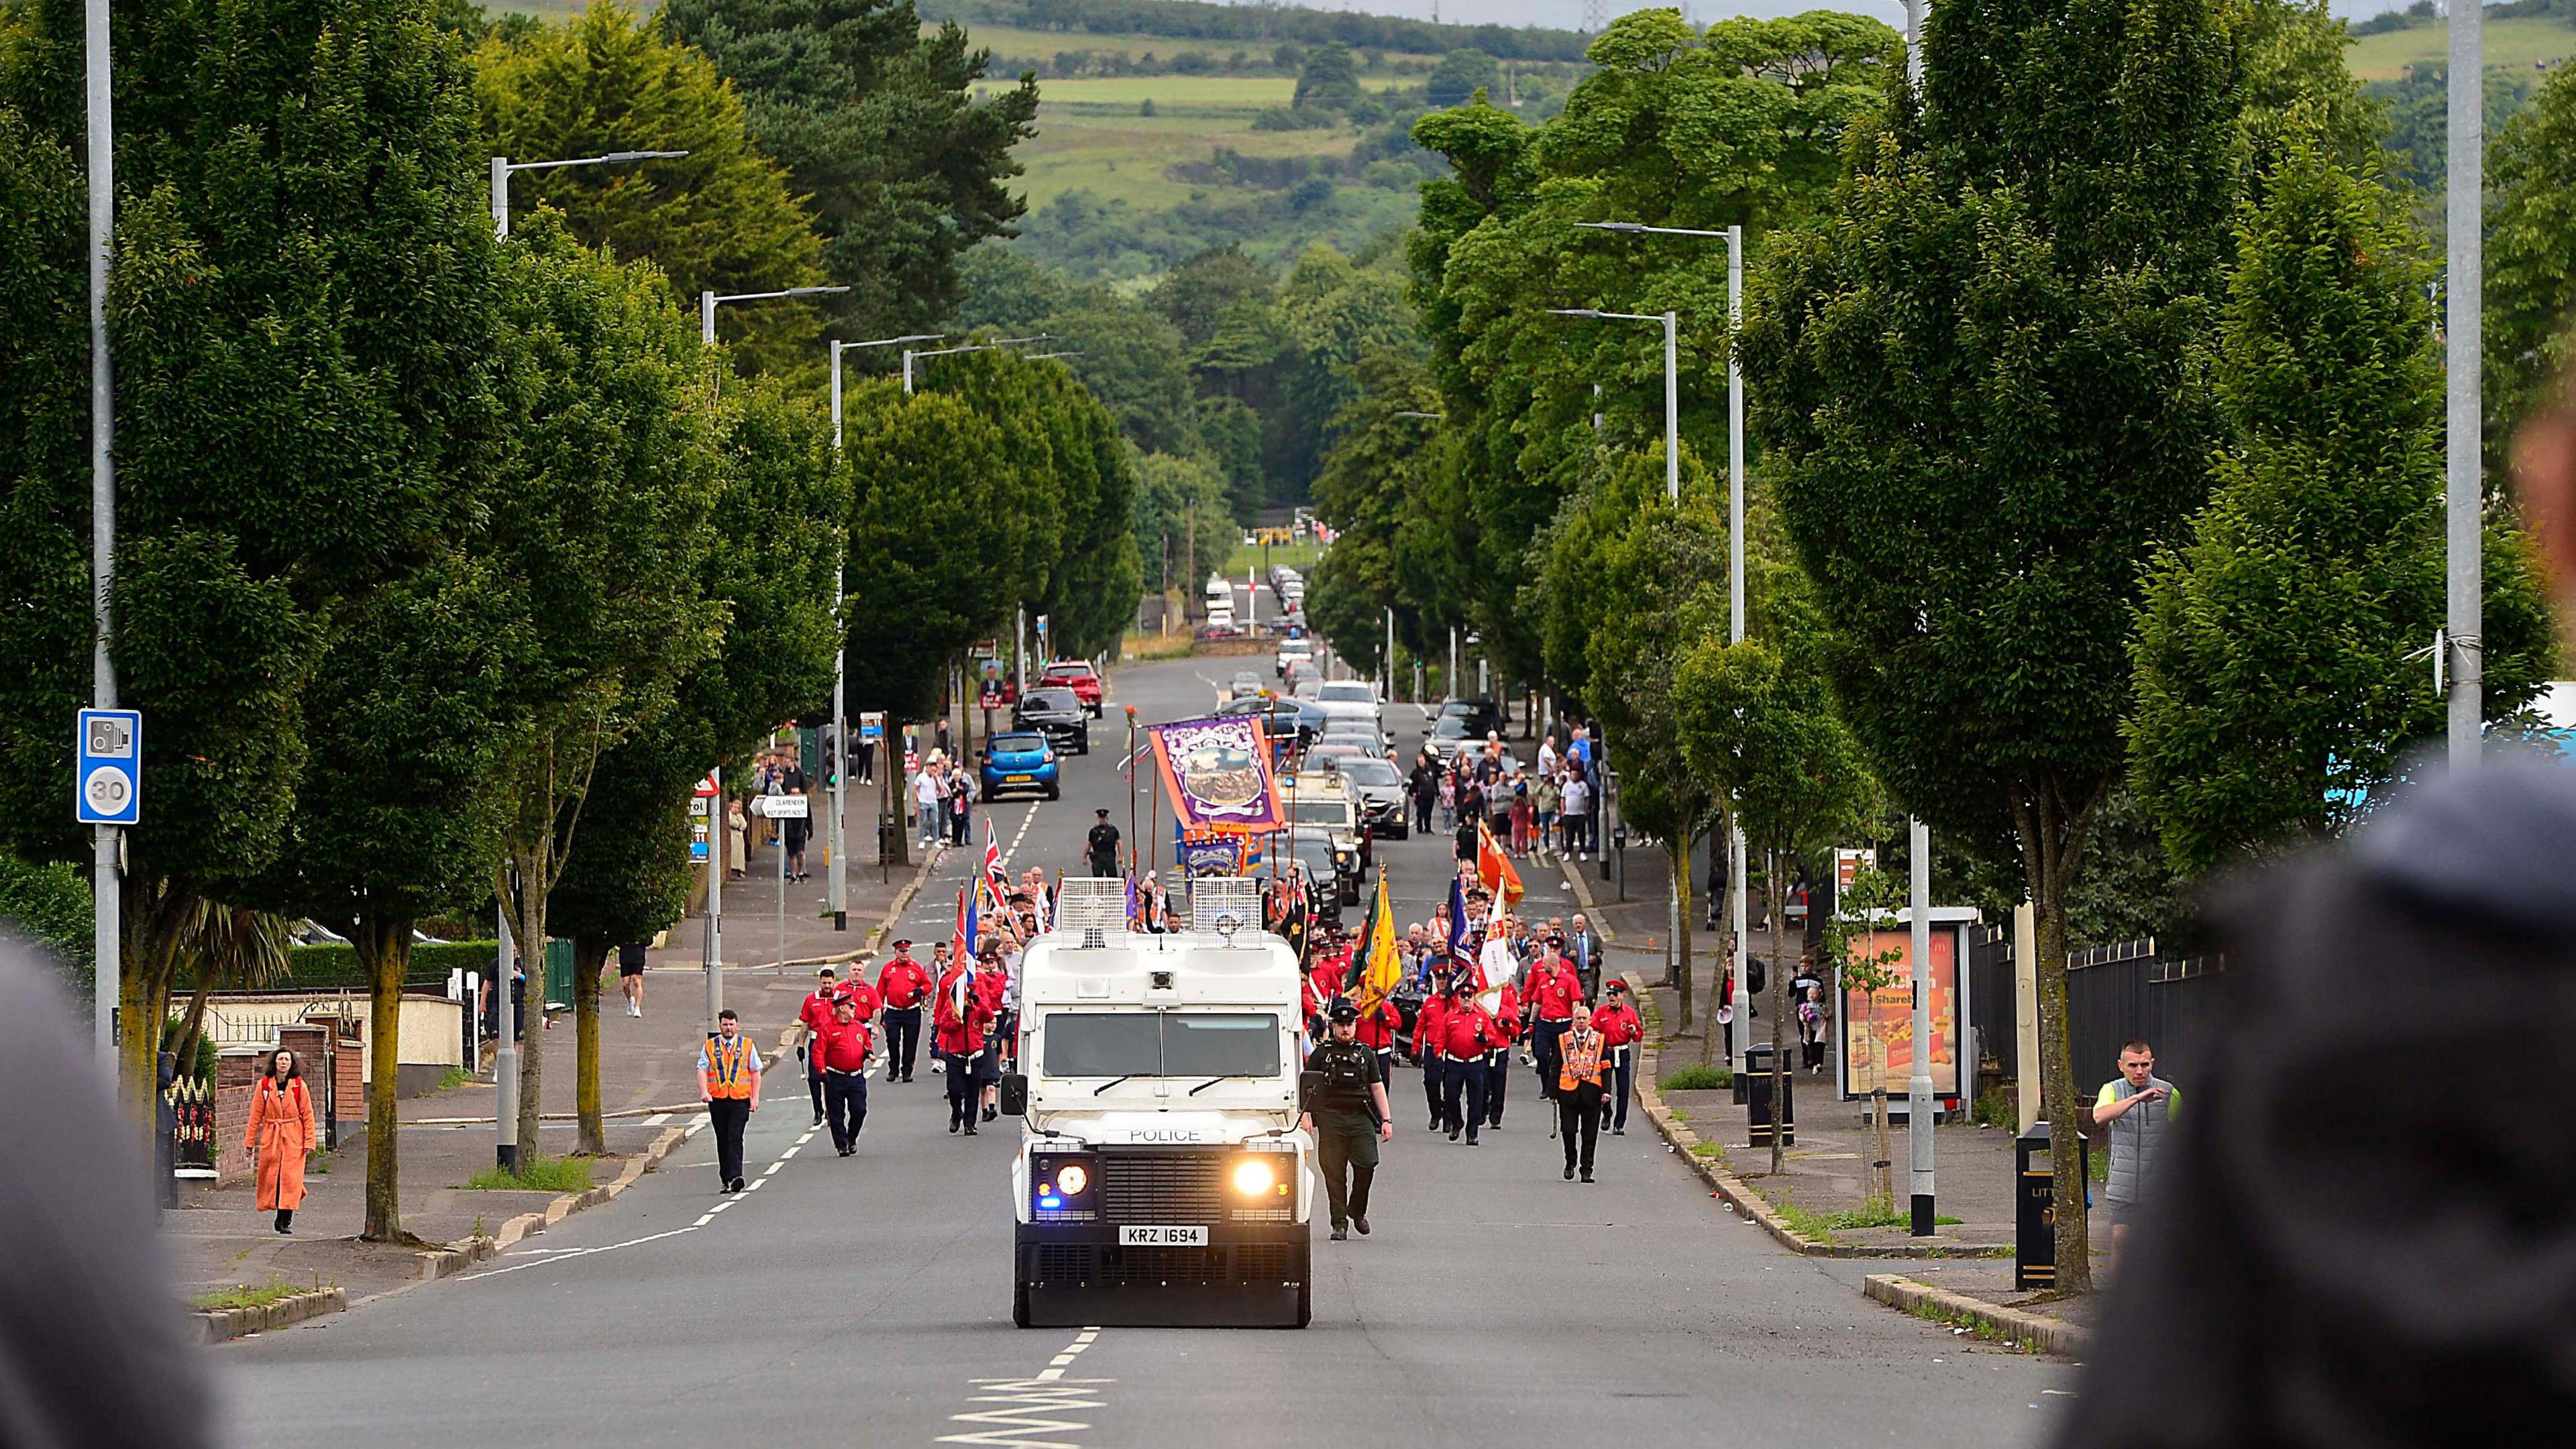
[1301,998,1393,1242]
[1086,809,1122,878]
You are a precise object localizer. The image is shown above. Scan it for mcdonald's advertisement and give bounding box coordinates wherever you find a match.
[1839,925,1961,1101]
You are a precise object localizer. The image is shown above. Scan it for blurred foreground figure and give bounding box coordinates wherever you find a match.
[2058,376,2576,1444]
[0,941,213,1448]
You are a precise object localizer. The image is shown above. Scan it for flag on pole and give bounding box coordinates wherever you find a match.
[982,819,1009,899]
[1477,819,1523,910]
[1354,872,1402,1011]
[1445,873,1471,967]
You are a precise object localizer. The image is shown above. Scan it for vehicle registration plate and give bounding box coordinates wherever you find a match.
[1118,1225,1208,1247]
[1006,774,1032,782]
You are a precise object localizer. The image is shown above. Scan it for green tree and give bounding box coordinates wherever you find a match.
[2488,61,2576,468]
[1151,244,1275,350]
[2,0,506,1123]
[1743,0,2241,1292]
[1293,40,1364,115]
[486,219,724,1157]
[1426,48,1499,109]
[1130,449,1236,595]
[550,372,841,1153]
[472,1,828,376]
[659,0,1041,339]
[2129,132,2552,873]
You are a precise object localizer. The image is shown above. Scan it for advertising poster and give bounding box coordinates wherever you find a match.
[1149,716,1285,834]
[1839,925,1960,1099]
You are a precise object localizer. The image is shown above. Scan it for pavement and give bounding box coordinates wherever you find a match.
[206,651,2077,1446]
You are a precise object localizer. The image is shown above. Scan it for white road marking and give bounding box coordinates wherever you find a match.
[641,1113,672,1128]
[941,1331,1112,1448]
[458,1226,700,1280]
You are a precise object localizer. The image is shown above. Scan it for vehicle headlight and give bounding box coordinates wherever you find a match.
[1231,1157,1277,1196]
[1054,1163,1088,1196]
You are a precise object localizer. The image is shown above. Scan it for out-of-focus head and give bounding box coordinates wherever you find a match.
[2516,371,2576,646]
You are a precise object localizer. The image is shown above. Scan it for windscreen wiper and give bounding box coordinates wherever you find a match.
[1187,1075,1252,1096]
[1091,1074,1139,1095]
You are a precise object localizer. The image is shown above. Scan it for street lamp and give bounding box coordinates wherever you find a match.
[1572,217,1751,1081]
[901,335,1053,392]
[1549,307,1681,504]
[489,150,688,239]
[700,284,851,346]
[825,332,941,935]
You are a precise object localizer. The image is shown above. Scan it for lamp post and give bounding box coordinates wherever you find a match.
[701,284,850,347]
[1571,218,1750,1077]
[2445,0,2483,767]
[83,0,118,1063]
[827,333,941,934]
[1908,814,1936,1233]
[901,335,1052,393]
[489,150,688,239]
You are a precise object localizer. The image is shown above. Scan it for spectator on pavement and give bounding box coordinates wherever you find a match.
[617,940,648,1018]
[247,1046,317,1234]
[726,796,749,879]
[2089,1040,2179,1253]
[913,759,943,847]
[2055,354,2576,1448]
[1560,770,1593,860]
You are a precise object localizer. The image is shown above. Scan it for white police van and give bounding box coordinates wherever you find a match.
[1002,876,1312,1328]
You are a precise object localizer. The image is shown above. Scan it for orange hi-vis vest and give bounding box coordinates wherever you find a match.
[704,1034,757,1099]
[1559,1029,1607,1092]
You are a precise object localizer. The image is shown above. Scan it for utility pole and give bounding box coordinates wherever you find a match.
[826,331,936,930]
[1907,815,1936,1234]
[2446,0,2483,768]
[495,900,518,1171]
[704,766,723,1036]
[84,0,119,1064]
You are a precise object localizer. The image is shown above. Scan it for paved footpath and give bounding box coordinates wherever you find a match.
[212,658,2075,1448]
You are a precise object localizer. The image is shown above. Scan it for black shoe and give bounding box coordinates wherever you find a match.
[1429,1118,1442,1132]
[1467,1135,1481,1146]
[1612,1127,1626,1136]
[903,1075,914,1083]
[1564,1164,1575,1180]
[949,1120,961,1135]
[1352,1216,1370,1236]
[729,1177,747,1193]
[812,1114,824,1127]
[983,1106,998,1123]
[963,1124,978,1136]
[1330,1226,1349,1241]
[1447,1126,1460,1141]
[1581,1171,1595,1183]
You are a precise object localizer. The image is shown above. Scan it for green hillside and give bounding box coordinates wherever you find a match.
[2348,13,2576,78]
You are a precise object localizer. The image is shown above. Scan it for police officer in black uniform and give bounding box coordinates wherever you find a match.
[1301,997,1394,1242]
[1086,809,1122,877]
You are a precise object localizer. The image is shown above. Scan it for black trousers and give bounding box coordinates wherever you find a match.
[707,1097,751,1187]
[884,1006,921,1079]
[1312,1109,1380,1228]
[823,1071,868,1150]
[1089,855,1118,878]
[1423,1053,1444,1125]
[1533,1019,1570,1103]
[945,1055,977,1128]
[1483,1048,1509,1124]
[806,1055,825,1119]
[1414,795,1434,833]
[1559,1081,1604,1174]
[1441,1057,1487,1140]
[1610,1045,1635,1132]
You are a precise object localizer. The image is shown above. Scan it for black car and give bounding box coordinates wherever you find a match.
[1438,696,1507,739]
[1012,686,1090,755]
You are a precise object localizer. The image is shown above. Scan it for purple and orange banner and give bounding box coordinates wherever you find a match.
[1149,716,1285,835]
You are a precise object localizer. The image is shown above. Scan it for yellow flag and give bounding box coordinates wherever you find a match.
[1358,872,1402,1009]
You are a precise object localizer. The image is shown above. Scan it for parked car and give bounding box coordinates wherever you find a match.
[1275,639,1313,678]
[979,732,1061,802]
[1012,686,1090,755]
[1040,659,1104,716]
[1229,669,1266,699]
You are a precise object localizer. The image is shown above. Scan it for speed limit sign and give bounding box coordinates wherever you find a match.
[76,708,141,826]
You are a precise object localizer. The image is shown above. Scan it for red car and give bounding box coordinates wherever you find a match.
[1040,660,1103,717]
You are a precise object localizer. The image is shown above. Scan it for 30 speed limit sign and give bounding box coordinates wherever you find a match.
[76,708,141,826]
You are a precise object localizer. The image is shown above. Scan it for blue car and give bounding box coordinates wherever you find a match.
[979,731,1061,802]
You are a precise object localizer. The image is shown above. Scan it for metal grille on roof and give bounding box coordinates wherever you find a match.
[1190,876,1260,935]
[1055,877,1128,932]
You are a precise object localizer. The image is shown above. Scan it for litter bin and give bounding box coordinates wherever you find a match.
[1744,1042,1794,1148]
[878,810,899,865]
[2016,1121,2088,1291]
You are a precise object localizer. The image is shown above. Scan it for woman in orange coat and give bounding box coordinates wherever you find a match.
[246,1047,317,1234]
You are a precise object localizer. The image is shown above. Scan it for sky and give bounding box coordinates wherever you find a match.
[1280,0,2418,35]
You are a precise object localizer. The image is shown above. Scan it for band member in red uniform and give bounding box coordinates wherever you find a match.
[1594,980,1644,1135]
[876,940,931,1083]
[1483,976,1521,1130]
[972,945,1012,1124]
[1351,990,1403,1086]
[811,995,875,1155]
[1414,981,1450,1130]
[933,950,996,1136]
[1435,974,1503,1145]
[797,967,842,1126]
[1524,948,1582,1109]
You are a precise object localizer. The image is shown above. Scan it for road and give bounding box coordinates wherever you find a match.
[216,651,2073,1448]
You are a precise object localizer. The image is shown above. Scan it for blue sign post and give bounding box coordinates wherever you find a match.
[75,708,140,826]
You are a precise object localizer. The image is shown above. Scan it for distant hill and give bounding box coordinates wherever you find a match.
[920,0,1593,61]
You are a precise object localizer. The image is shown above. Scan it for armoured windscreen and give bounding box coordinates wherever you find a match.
[1040,1012,1283,1078]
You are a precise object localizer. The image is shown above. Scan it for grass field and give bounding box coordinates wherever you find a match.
[999,107,1367,210]
[1010,73,1411,109]
[951,22,1447,68]
[2347,15,2576,78]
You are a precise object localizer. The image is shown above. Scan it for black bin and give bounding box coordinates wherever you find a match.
[2016,1121,2088,1291]
[1744,1042,1794,1148]
[877,810,900,864]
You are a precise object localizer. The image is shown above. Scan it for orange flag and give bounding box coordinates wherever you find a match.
[1477,819,1523,910]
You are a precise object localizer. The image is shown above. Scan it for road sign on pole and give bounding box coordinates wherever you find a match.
[76,708,140,825]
